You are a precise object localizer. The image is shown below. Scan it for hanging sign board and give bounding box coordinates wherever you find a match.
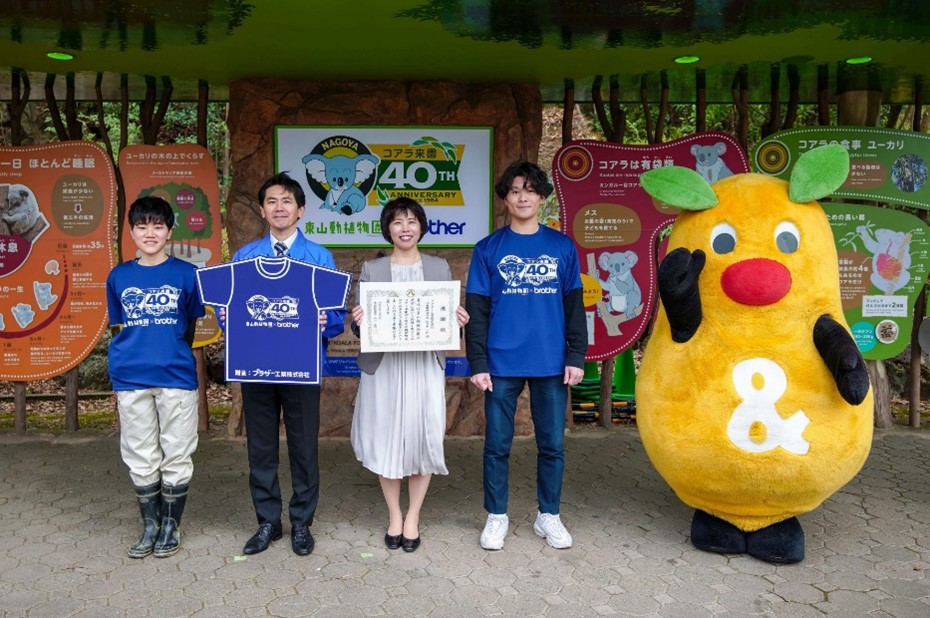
[119,144,224,347]
[0,141,116,380]
[552,132,749,361]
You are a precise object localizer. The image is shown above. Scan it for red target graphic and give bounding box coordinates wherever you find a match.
[558,146,593,181]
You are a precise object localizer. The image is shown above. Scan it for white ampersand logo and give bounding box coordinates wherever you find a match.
[726,358,810,455]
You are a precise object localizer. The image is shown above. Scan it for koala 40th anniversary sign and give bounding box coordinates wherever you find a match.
[274,126,492,248]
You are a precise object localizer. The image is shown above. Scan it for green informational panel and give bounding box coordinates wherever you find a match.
[754,127,930,210]
[823,203,930,360]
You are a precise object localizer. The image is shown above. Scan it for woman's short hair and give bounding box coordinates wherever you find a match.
[380,197,428,243]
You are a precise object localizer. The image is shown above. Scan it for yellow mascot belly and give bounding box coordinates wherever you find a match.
[637,316,874,532]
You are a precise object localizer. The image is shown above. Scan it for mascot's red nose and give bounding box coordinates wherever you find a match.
[721,258,791,305]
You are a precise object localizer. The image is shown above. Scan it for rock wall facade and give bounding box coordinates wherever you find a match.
[227,79,546,436]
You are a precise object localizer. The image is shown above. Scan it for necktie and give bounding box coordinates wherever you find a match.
[274,241,287,257]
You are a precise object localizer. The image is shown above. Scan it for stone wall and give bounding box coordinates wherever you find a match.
[227,79,545,436]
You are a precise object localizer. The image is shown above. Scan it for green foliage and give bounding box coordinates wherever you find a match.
[7,100,232,214]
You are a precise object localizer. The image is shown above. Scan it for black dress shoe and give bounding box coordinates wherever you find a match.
[401,535,421,553]
[384,533,402,550]
[292,526,315,555]
[243,522,282,555]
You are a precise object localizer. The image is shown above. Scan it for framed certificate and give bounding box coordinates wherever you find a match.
[359,280,460,352]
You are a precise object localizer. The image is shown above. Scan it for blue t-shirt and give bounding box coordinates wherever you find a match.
[197,256,351,385]
[106,257,205,391]
[466,225,582,377]
[233,233,347,340]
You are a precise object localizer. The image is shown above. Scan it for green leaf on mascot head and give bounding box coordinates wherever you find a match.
[639,166,718,211]
[788,143,850,204]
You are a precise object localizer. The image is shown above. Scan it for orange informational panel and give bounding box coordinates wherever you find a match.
[118,144,224,347]
[0,141,117,380]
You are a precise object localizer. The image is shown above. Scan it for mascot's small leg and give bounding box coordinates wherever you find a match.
[691,509,746,554]
[746,517,805,564]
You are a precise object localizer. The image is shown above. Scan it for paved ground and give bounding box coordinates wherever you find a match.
[1,426,928,617]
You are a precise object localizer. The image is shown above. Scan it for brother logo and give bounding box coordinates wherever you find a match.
[427,219,466,235]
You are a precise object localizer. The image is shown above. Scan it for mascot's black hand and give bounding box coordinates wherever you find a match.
[813,315,871,405]
[657,248,705,343]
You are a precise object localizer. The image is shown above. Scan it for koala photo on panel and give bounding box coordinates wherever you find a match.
[2,184,42,236]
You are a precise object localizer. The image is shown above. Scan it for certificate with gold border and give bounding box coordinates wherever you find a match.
[359,281,460,352]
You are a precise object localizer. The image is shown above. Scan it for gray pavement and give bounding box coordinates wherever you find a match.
[1,426,928,617]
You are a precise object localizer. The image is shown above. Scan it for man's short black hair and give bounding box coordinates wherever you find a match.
[494,160,553,199]
[128,195,175,229]
[258,172,306,207]
[380,197,428,243]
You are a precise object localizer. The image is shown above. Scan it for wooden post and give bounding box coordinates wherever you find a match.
[195,348,209,432]
[562,78,574,145]
[14,383,26,432]
[64,369,79,431]
[695,69,706,133]
[228,383,245,437]
[599,357,615,428]
[195,79,210,432]
[909,290,925,428]
[908,74,924,429]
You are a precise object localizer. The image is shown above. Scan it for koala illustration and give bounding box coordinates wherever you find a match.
[691,142,734,184]
[303,153,380,215]
[497,255,526,287]
[598,250,642,316]
[120,287,147,320]
[3,184,41,236]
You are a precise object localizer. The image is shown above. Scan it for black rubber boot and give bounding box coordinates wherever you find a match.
[153,483,188,558]
[128,481,161,558]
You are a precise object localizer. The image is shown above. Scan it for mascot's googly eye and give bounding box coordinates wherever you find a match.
[710,222,737,254]
[774,221,800,254]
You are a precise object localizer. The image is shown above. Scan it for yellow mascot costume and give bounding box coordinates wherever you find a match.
[636,144,873,564]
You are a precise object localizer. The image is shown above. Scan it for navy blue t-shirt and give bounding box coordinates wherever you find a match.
[466,225,582,377]
[197,256,350,385]
[106,257,205,391]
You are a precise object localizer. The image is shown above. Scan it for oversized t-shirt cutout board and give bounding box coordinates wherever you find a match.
[0,141,116,380]
[119,144,224,347]
[196,256,351,384]
[552,133,749,360]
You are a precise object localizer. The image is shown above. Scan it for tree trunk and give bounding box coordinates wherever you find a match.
[868,361,894,428]
[228,383,245,437]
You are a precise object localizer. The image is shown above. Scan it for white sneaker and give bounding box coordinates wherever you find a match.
[480,513,509,550]
[534,511,573,549]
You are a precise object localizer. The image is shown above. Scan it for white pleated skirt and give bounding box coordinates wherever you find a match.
[351,350,448,479]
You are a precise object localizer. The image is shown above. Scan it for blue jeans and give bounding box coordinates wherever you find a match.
[483,375,567,515]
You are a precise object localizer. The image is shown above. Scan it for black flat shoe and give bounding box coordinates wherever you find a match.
[384,533,402,550]
[401,535,420,553]
[291,526,315,556]
[243,522,282,555]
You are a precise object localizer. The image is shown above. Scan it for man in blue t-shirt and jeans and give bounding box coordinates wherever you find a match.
[465,160,587,551]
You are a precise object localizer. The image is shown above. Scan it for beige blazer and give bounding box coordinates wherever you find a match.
[355,254,453,375]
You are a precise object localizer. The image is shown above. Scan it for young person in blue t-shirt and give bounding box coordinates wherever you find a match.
[106,196,205,558]
[465,161,587,551]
